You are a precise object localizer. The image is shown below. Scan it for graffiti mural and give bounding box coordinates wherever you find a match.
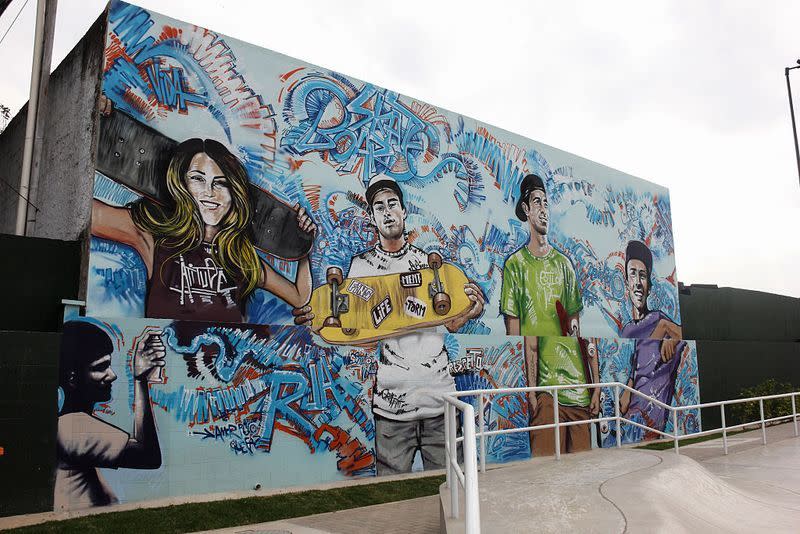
[598,337,701,445]
[55,316,699,510]
[65,0,704,510]
[89,1,683,342]
[447,335,531,463]
[56,317,378,510]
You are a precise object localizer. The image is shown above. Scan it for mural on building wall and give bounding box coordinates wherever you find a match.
[55,317,700,510]
[598,337,701,445]
[89,0,682,342]
[56,317,378,510]
[66,0,702,510]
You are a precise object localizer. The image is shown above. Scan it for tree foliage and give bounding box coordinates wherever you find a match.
[0,103,9,133]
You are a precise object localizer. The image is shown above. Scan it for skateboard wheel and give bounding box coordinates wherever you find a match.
[323,316,342,328]
[427,252,443,269]
[342,328,358,336]
[433,292,451,315]
[326,267,344,286]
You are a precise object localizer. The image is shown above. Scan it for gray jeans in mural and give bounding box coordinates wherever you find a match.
[374,414,447,475]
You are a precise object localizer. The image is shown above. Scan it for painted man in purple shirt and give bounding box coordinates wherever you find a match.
[619,240,686,438]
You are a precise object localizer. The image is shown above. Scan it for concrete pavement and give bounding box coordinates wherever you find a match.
[216,423,799,534]
[441,423,800,533]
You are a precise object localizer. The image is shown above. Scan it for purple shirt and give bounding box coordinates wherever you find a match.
[621,310,686,432]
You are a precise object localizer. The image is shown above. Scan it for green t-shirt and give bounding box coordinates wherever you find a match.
[500,246,588,406]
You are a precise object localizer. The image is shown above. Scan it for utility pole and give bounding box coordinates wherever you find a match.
[785,61,800,189]
[14,0,58,236]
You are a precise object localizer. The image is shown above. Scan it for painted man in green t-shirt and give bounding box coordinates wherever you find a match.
[500,174,599,456]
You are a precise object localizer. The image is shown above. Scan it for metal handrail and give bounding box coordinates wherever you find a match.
[443,395,480,534]
[442,382,800,532]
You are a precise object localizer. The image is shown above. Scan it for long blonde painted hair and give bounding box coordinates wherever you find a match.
[130,138,261,299]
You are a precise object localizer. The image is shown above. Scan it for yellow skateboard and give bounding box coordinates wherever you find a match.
[309,252,472,345]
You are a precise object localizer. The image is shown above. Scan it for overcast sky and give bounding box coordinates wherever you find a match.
[1,0,798,297]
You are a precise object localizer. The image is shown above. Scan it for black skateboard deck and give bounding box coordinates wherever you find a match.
[96,110,314,260]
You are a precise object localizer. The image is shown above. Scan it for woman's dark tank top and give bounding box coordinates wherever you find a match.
[146,242,245,322]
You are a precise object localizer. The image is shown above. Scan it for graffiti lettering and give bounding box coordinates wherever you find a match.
[371,296,393,328]
[281,73,479,199]
[145,64,204,112]
[403,296,426,319]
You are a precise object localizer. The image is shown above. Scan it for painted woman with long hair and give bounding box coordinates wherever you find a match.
[92,138,315,322]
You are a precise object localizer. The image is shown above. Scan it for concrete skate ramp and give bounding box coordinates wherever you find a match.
[603,448,800,533]
[441,440,800,533]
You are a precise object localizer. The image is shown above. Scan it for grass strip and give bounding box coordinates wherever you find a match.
[6,474,446,534]
[635,427,755,450]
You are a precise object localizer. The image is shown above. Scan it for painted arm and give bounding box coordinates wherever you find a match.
[620,378,634,414]
[91,198,155,276]
[650,318,683,363]
[570,313,601,415]
[587,337,601,415]
[117,328,164,469]
[504,315,520,336]
[259,205,316,307]
[445,283,485,332]
[260,256,313,308]
[650,318,682,340]
[523,335,539,451]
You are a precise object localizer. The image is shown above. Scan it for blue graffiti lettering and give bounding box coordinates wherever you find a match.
[146,64,205,111]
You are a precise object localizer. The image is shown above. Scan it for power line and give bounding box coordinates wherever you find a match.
[0,0,30,49]
[0,173,39,213]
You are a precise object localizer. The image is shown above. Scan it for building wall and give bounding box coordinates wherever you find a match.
[680,284,800,342]
[680,284,800,428]
[0,13,105,246]
[0,331,60,517]
[0,234,81,332]
[0,98,27,233]
[53,317,701,512]
[45,0,702,513]
[89,1,684,341]
[0,0,729,517]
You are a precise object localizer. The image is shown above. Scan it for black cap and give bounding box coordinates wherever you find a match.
[515,174,546,221]
[625,240,653,279]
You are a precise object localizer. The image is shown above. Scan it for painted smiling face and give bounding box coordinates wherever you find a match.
[184,152,233,228]
[523,189,549,236]
[626,258,650,312]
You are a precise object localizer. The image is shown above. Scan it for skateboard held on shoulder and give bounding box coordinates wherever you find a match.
[309,252,472,345]
[95,109,314,260]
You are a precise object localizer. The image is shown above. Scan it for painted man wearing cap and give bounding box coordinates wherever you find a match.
[500,173,599,456]
[618,240,686,440]
[294,175,485,474]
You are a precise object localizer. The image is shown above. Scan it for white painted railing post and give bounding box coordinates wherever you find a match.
[463,404,481,534]
[720,404,728,455]
[792,393,798,437]
[444,400,451,490]
[614,385,621,448]
[448,403,459,519]
[672,408,680,455]
[759,399,767,445]
[553,389,561,460]
[479,393,486,474]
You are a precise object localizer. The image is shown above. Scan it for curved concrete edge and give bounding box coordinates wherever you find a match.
[440,449,656,533]
[440,443,800,534]
[602,450,800,533]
